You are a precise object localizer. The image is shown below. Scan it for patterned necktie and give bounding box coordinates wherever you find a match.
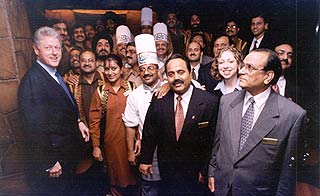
[191,68,196,80]
[55,71,75,105]
[239,97,255,152]
[175,96,184,141]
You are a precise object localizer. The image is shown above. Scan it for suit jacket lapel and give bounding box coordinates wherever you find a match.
[35,63,75,108]
[236,91,280,162]
[229,90,245,161]
[179,88,203,141]
[163,91,176,141]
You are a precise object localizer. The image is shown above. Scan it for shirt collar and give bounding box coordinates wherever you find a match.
[37,60,56,76]
[244,87,271,110]
[214,79,241,94]
[78,71,101,85]
[192,63,201,72]
[174,85,194,102]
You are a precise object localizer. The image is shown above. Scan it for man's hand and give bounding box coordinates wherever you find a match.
[93,147,103,161]
[65,74,79,85]
[134,140,141,156]
[47,161,62,178]
[155,83,170,99]
[78,121,90,142]
[139,164,153,176]
[208,177,215,192]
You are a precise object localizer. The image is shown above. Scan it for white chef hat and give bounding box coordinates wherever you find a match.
[135,34,158,66]
[141,7,153,26]
[153,22,168,43]
[116,25,132,45]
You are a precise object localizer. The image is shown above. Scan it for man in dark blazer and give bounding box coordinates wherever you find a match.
[139,54,219,195]
[18,26,89,195]
[208,48,307,195]
[245,13,276,55]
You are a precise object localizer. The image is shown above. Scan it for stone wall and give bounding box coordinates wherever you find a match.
[0,0,33,195]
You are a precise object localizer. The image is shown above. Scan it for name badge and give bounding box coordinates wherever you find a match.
[198,121,209,128]
[262,137,278,145]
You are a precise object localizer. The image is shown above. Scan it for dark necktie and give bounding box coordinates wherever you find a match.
[175,96,184,141]
[192,68,196,80]
[239,97,255,152]
[55,71,75,105]
[253,40,258,50]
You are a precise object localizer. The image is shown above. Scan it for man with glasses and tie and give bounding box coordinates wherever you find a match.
[139,53,219,195]
[208,48,307,196]
[18,26,89,195]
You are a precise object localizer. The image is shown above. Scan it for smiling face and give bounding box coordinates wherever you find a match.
[33,36,62,68]
[117,42,127,58]
[96,39,111,57]
[155,40,168,57]
[225,21,239,37]
[104,59,122,84]
[69,49,81,69]
[72,27,86,43]
[139,64,159,87]
[186,42,202,63]
[80,51,97,74]
[251,17,268,39]
[217,51,239,80]
[166,58,192,95]
[84,25,96,39]
[166,13,177,29]
[275,44,293,71]
[52,22,68,41]
[213,36,230,57]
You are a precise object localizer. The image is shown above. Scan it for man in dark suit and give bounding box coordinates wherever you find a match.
[274,43,297,101]
[18,26,89,195]
[208,48,307,195]
[139,54,219,195]
[245,13,276,55]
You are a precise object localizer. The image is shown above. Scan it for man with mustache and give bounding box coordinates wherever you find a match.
[186,41,202,81]
[92,33,114,72]
[273,43,297,101]
[185,14,213,56]
[84,24,97,49]
[63,47,81,85]
[51,19,71,75]
[71,24,88,50]
[67,49,106,195]
[123,42,143,87]
[139,53,219,195]
[225,19,247,53]
[103,11,120,54]
[166,12,186,54]
[116,25,132,65]
[123,34,162,195]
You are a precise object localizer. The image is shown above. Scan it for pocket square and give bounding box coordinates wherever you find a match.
[198,121,209,128]
[262,137,278,145]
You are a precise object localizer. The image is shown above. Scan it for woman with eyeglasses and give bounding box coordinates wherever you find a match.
[89,54,137,195]
[211,46,243,98]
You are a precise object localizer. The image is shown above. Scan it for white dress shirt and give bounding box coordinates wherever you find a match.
[191,63,201,80]
[249,36,264,52]
[276,76,286,96]
[242,87,271,126]
[37,60,59,83]
[214,79,241,95]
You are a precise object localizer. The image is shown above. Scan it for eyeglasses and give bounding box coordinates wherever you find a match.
[139,66,157,73]
[240,63,265,73]
[226,25,237,29]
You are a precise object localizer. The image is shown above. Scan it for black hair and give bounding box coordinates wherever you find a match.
[164,53,191,74]
[254,48,282,85]
[190,33,207,51]
[106,54,123,68]
[79,49,97,60]
[212,33,234,46]
[251,12,269,24]
[92,33,114,54]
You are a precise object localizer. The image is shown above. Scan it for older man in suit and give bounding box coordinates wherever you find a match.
[18,26,89,195]
[208,48,307,195]
[139,54,219,195]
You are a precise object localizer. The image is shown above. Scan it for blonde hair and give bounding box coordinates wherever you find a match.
[211,46,243,80]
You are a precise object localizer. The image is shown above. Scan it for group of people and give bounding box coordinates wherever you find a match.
[18,7,306,196]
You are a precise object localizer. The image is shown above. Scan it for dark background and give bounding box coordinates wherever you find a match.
[24,0,319,148]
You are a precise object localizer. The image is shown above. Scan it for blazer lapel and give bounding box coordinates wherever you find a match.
[163,91,176,141]
[236,91,280,162]
[228,91,246,161]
